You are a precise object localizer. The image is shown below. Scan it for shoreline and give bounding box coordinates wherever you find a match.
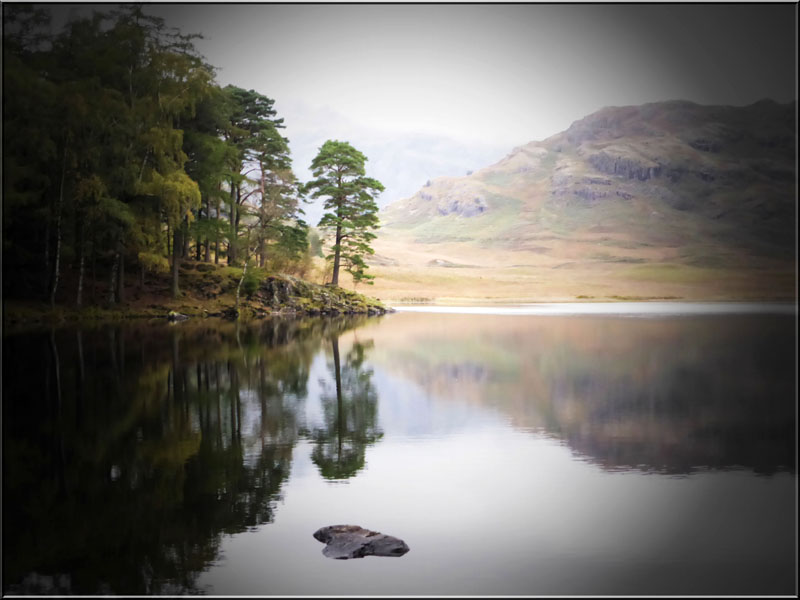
[2,274,394,330]
[391,300,797,316]
[4,297,794,331]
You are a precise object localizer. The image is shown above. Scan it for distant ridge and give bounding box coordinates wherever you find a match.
[371,99,796,301]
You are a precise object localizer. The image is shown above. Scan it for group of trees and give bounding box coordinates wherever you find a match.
[3,5,383,307]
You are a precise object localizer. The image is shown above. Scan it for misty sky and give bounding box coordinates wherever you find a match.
[45,3,798,222]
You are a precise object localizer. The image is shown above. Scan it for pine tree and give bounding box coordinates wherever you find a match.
[304,141,384,286]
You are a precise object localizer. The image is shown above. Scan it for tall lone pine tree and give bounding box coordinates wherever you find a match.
[304,140,384,286]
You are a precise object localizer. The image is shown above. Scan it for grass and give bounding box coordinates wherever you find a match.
[624,262,722,283]
[399,193,524,245]
[363,252,793,304]
[479,171,517,187]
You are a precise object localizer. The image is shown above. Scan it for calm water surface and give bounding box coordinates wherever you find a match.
[3,304,796,595]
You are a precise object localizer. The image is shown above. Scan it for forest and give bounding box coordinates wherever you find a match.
[3,5,382,313]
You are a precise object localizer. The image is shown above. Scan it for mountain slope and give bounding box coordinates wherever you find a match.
[369,100,796,302]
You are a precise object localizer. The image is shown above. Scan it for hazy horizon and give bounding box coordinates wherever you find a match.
[42,2,798,224]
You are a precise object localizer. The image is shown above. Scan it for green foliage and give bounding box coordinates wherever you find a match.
[242,266,264,297]
[207,85,308,270]
[303,140,384,286]
[138,252,170,274]
[190,217,228,244]
[3,4,214,303]
[3,4,312,306]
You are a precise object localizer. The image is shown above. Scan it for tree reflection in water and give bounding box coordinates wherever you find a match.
[311,337,382,480]
[3,316,374,594]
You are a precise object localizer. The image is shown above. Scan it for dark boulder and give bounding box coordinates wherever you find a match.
[313,525,410,559]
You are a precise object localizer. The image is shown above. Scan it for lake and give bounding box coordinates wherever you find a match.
[3,303,796,595]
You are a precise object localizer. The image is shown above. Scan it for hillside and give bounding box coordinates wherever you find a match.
[369,100,796,302]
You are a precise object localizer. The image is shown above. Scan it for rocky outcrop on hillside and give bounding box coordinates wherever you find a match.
[384,176,491,222]
[586,151,662,181]
[425,179,488,217]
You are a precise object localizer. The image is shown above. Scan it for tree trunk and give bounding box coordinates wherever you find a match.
[44,217,50,298]
[195,204,202,261]
[331,223,342,286]
[234,257,247,317]
[76,330,85,381]
[182,218,189,258]
[116,244,124,303]
[76,251,85,308]
[76,218,85,307]
[75,330,85,428]
[90,230,97,303]
[108,249,118,304]
[205,194,211,262]
[214,189,221,265]
[258,170,266,269]
[228,184,237,265]
[118,328,125,377]
[49,142,68,308]
[234,186,241,251]
[171,225,181,299]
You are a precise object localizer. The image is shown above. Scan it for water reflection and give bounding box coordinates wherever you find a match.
[366,312,796,475]
[3,317,374,594]
[3,310,795,595]
[311,338,382,480]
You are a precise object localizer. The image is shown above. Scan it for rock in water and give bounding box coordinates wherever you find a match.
[313,525,410,559]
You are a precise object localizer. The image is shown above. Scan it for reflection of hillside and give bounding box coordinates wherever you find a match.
[3,316,368,595]
[369,312,795,474]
